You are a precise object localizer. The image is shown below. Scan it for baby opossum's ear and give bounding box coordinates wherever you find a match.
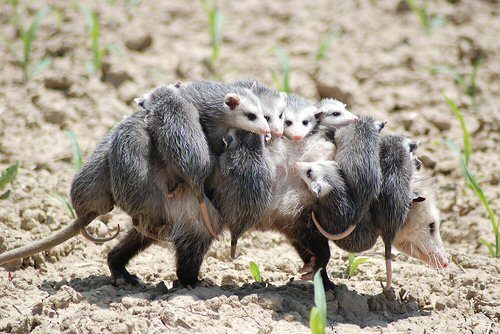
[222,134,234,148]
[412,192,426,202]
[225,93,241,110]
[375,121,387,132]
[134,97,145,107]
[314,110,325,120]
[174,81,182,88]
[310,181,322,198]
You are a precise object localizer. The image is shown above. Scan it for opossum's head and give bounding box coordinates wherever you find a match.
[316,99,359,128]
[262,92,287,138]
[295,160,338,198]
[393,176,449,270]
[284,105,321,141]
[223,85,270,135]
[134,85,183,110]
[334,117,386,151]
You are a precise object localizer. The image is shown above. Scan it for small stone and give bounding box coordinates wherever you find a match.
[396,0,411,13]
[428,117,451,132]
[257,293,284,311]
[435,299,446,311]
[466,289,478,300]
[125,33,153,51]
[420,154,436,169]
[101,63,132,88]
[44,76,72,91]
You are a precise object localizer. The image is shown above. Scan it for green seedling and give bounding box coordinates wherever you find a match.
[315,30,336,63]
[432,55,485,111]
[82,5,106,75]
[0,161,19,199]
[65,130,83,171]
[5,2,52,82]
[309,270,327,334]
[270,47,291,93]
[249,261,262,282]
[404,0,444,36]
[347,252,368,278]
[200,0,223,71]
[51,191,76,219]
[447,142,498,258]
[444,96,471,164]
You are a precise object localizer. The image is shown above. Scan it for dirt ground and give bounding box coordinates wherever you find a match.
[0,0,499,333]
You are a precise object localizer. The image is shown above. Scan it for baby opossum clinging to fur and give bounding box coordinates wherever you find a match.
[296,135,448,290]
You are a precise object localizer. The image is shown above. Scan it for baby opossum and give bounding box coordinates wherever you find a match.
[315,98,359,140]
[231,79,287,138]
[213,130,275,259]
[179,80,270,156]
[283,94,321,141]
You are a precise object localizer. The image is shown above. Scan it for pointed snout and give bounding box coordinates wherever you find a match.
[293,135,303,141]
[272,131,283,138]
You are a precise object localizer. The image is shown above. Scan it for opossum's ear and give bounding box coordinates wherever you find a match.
[225,93,241,110]
[311,181,322,198]
[250,80,258,93]
[412,192,426,202]
[375,121,387,132]
[222,134,234,149]
[314,110,325,120]
[174,81,182,88]
[134,97,145,107]
[409,140,418,153]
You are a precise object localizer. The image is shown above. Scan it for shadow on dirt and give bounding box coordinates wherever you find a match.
[40,275,422,329]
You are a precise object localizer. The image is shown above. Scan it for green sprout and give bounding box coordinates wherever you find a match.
[445,96,498,258]
[347,252,368,278]
[404,0,444,36]
[315,30,336,63]
[51,191,76,219]
[82,5,106,75]
[432,55,485,111]
[249,261,262,282]
[0,161,19,199]
[65,130,83,171]
[309,270,327,334]
[5,2,52,82]
[270,47,291,93]
[200,0,223,72]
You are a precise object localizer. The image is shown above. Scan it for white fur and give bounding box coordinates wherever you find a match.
[283,105,318,140]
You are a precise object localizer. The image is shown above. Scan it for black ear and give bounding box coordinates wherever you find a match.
[174,81,182,88]
[314,111,325,120]
[377,121,387,132]
[413,192,426,202]
[222,135,234,149]
[409,141,418,153]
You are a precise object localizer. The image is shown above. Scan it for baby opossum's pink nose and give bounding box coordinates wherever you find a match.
[273,131,283,138]
[293,135,303,141]
[353,116,360,122]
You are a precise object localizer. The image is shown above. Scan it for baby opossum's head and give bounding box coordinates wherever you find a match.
[316,99,359,128]
[134,84,185,111]
[295,160,339,198]
[262,92,287,138]
[393,176,449,270]
[283,94,322,141]
[224,85,270,135]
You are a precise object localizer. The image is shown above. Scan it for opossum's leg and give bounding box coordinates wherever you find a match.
[107,227,153,286]
[290,241,314,270]
[173,234,213,288]
[380,242,393,291]
[230,237,238,259]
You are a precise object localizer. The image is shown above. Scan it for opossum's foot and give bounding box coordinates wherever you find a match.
[300,272,314,281]
[300,256,317,273]
[173,278,214,289]
[111,269,141,286]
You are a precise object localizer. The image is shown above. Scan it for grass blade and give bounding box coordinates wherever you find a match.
[309,307,325,334]
[0,161,19,191]
[249,261,262,282]
[23,5,51,72]
[65,130,83,171]
[51,191,76,219]
[31,56,52,78]
[313,270,327,328]
[316,31,336,62]
[444,95,471,164]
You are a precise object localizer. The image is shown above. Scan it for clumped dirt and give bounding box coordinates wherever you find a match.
[0,0,499,333]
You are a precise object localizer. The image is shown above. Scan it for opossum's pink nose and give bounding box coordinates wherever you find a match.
[353,116,360,122]
[273,131,283,138]
[293,135,303,141]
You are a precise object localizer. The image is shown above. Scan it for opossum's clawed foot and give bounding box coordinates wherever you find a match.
[300,256,317,273]
[173,278,214,289]
[111,269,142,286]
[230,238,238,259]
[199,199,219,240]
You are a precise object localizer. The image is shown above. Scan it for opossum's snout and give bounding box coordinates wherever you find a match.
[273,131,283,138]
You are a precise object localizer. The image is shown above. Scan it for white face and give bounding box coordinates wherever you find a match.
[393,192,449,270]
[224,92,270,135]
[284,106,318,141]
[295,161,337,198]
[264,92,287,138]
[317,99,359,128]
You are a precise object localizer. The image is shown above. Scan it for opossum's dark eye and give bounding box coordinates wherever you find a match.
[246,113,257,121]
[285,120,292,127]
[306,169,312,178]
[279,112,284,119]
[429,222,435,234]
[264,115,270,121]
[302,120,309,126]
[332,112,341,117]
